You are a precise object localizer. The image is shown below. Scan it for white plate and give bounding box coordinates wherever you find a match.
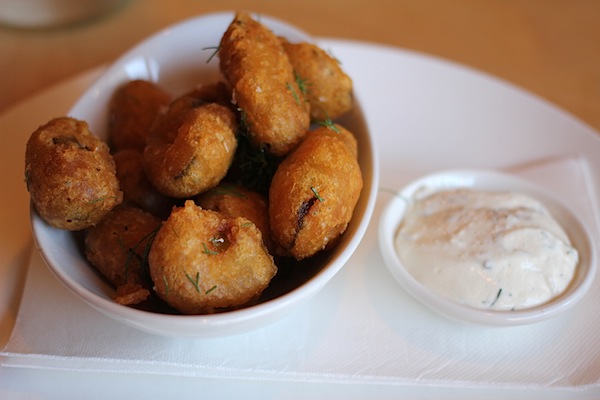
[3,38,600,397]
[379,169,596,326]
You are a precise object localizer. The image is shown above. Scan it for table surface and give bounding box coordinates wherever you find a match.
[1,0,599,134]
[1,1,600,398]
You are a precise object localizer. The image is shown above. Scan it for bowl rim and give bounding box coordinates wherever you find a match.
[30,11,380,337]
[378,168,597,326]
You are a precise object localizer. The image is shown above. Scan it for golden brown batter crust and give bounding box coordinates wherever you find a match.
[219,12,310,156]
[25,116,123,230]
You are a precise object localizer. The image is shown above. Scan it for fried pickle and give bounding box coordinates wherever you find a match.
[108,79,171,152]
[281,40,353,121]
[25,117,123,230]
[85,205,161,305]
[269,124,363,260]
[219,12,310,156]
[149,200,277,314]
[143,102,238,198]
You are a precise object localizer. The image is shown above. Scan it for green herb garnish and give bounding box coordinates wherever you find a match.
[185,272,216,295]
[202,242,218,255]
[318,114,340,133]
[163,274,170,297]
[185,272,201,294]
[205,285,217,295]
[294,72,310,96]
[202,45,221,63]
[490,288,502,307]
[286,81,301,106]
[311,187,324,202]
[237,107,251,132]
[123,223,161,282]
[226,129,281,195]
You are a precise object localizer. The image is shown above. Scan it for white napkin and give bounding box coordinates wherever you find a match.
[2,155,600,389]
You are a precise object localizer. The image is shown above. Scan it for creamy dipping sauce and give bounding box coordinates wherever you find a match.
[395,189,578,310]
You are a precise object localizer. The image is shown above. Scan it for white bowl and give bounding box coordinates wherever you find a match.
[30,12,379,337]
[379,169,596,326]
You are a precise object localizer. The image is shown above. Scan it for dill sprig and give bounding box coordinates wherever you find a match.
[202,45,221,63]
[184,272,217,295]
[286,81,301,106]
[294,72,311,96]
[237,107,251,132]
[202,242,218,255]
[489,288,503,307]
[185,272,201,293]
[205,285,217,295]
[123,223,162,282]
[226,129,281,195]
[163,274,170,297]
[318,114,340,133]
[311,187,324,202]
